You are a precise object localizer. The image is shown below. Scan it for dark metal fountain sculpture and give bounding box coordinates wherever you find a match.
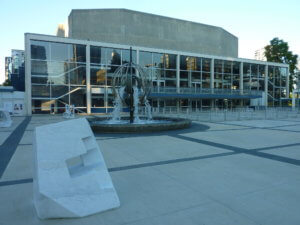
[88,48,191,133]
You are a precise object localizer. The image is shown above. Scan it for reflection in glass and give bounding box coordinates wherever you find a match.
[165,70,176,78]
[107,48,121,65]
[50,42,69,62]
[214,60,223,73]
[31,41,50,60]
[121,49,136,64]
[91,67,106,85]
[223,61,232,74]
[258,65,265,77]
[163,54,176,69]
[202,58,211,72]
[140,51,152,67]
[153,53,164,68]
[233,62,240,74]
[32,85,50,98]
[90,46,105,64]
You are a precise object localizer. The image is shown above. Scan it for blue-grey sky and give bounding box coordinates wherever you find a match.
[0,0,299,83]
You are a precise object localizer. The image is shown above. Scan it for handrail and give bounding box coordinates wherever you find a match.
[151,87,262,96]
[31,65,85,79]
[268,80,282,88]
[32,87,83,100]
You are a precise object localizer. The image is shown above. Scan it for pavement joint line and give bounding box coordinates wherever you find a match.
[270,119,300,123]
[211,121,300,133]
[170,134,247,153]
[2,118,300,187]
[265,128,300,133]
[2,138,300,187]
[108,152,237,172]
[0,151,238,187]
[252,142,300,152]
[0,117,32,178]
[171,134,300,166]
[93,128,254,140]
[0,178,33,187]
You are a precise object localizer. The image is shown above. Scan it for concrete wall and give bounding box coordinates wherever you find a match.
[0,90,25,116]
[68,9,238,58]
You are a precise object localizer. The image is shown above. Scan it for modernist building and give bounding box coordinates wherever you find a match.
[25,9,289,115]
[5,50,25,91]
[4,57,12,81]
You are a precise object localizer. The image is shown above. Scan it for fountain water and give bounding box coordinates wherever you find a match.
[144,98,153,120]
[110,87,125,122]
[133,86,141,123]
[88,48,191,133]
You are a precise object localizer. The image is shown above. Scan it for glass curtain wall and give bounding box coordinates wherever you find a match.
[179,56,211,109]
[90,46,136,113]
[31,40,86,114]
[267,66,286,106]
[139,51,177,108]
[29,37,289,113]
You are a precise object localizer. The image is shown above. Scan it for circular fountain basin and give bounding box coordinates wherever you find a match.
[88,117,191,133]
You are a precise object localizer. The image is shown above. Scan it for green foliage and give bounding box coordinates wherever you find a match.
[264,38,298,92]
[1,79,11,86]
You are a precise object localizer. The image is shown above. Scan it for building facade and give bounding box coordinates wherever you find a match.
[5,50,25,91]
[68,9,238,58]
[25,33,289,115]
[4,57,12,81]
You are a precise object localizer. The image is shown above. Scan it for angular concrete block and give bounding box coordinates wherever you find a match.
[0,109,12,128]
[33,118,120,219]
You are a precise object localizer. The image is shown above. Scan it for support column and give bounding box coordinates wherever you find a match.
[239,62,243,107]
[25,34,32,115]
[176,54,180,93]
[265,65,268,107]
[292,90,296,110]
[239,62,243,94]
[210,59,214,108]
[176,54,180,112]
[136,49,139,65]
[286,66,290,99]
[86,45,91,114]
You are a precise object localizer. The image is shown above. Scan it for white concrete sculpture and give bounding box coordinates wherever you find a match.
[33,118,120,219]
[63,104,75,119]
[0,108,12,128]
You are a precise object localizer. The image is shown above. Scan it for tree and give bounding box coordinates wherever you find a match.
[264,38,298,93]
[1,79,11,86]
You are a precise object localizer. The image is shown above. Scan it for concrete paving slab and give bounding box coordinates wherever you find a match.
[0,131,11,145]
[272,125,300,132]
[0,167,212,225]
[19,130,33,145]
[193,121,252,131]
[0,145,33,182]
[127,201,259,225]
[1,115,300,225]
[181,128,300,149]
[99,135,228,167]
[154,153,300,203]
[221,119,300,128]
[261,146,300,160]
[223,180,300,225]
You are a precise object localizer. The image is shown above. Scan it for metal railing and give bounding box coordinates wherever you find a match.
[150,87,262,96]
[151,106,300,122]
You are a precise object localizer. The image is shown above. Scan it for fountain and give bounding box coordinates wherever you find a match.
[88,48,191,133]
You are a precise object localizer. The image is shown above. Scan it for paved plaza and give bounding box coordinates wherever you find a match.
[0,115,300,225]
